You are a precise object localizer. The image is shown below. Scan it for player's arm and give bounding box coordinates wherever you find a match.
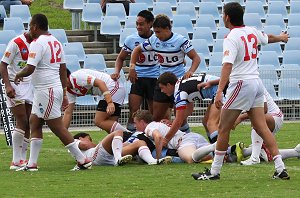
[112,49,129,80]
[0,61,16,98]
[152,130,164,160]
[184,49,200,79]
[129,45,143,83]
[60,63,69,111]
[267,32,289,44]
[215,62,232,109]
[197,78,220,90]
[14,64,35,84]
[93,78,115,115]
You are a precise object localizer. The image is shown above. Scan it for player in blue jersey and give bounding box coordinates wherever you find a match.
[129,14,201,127]
[111,10,158,131]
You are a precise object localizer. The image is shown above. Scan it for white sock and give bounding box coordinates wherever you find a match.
[243,146,252,157]
[65,141,86,164]
[27,138,43,167]
[12,128,25,164]
[112,136,123,163]
[110,122,127,133]
[211,150,226,175]
[273,155,285,173]
[192,143,216,162]
[250,129,263,161]
[138,146,156,164]
[279,149,300,160]
[21,137,30,161]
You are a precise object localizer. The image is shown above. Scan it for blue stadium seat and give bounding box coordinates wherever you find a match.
[129,3,148,16]
[100,16,121,53]
[191,39,210,60]
[3,17,24,35]
[119,28,136,47]
[290,1,300,14]
[83,54,107,71]
[268,0,289,6]
[172,27,190,40]
[135,0,153,9]
[87,0,100,2]
[0,44,7,59]
[212,39,223,53]
[265,14,286,31]
[287,14,300,27]
[260,42,282,57]
[76,95,98,106]
[282,50,300,66]
[124,16,136,28]
[280,64,300,70]
[49,29,68,44]
[278,78,300,100]
[216,27,230,39]
[263,25,282,35]
[0,5,7,19]
[0,0,21,12]
[261,79,278,100]
[65,55,81,72]
[153,2,173,20]
[195,14,217,33]
[287,26,300,38]
[245,1,266,20]
[258,51,280,68]
[284,38,300,51]
[258,64,279,84]
[0,30,17,45]
[209,52,223,67]
[244,13,263,31]
[198,2,220,20]
[176,2,197,21]
[185,53,208,73]
[172,15,193,34]
[106,3,126,22]
[178,0,200,9]
[156,0,177,9]
[200,0,223,9]
[63,0,84,30]
[223,0,245,7]
[193,27,214,46]
[63,42,86,62]
[10,5,31,27]
[280,65,300,82]
[207,66,222,77]
[267,1,288,20]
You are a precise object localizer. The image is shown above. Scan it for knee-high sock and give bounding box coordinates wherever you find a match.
[111,122,127,133]
[273,155,285,173]
[138,146,156,164]
[65,141,86,164]
[27,138,43,167]
[209,131,218,143]
[112,136,123,163]
[279,149,300,160]
[192,143,216,162]
[211,150,226,175]
[21,137,30,161]
[12,128,25,164]
[250,129,263,161]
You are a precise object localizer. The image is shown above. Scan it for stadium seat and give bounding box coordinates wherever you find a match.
[245,1,266,20]
[0,44,6,59]
[65,55,81,72]
[287,14,300,27]
[223,0,245,7]
[129,3,148,16]
[185,53,208,73]
[49,29,68,44]
[153,2,173,20]
[63,42,86,62]
[267,1,288,20]
[172,15,193,34]
[260,42,282,57]
[200,0,223,9]
[207,66,222,76]
[191,39,210,60]
[284,38,300,51]
[9,5,31,26]
[290,1,300,14]
[176,2,197,21]
[268,0,289,7]
[263,25,282,35]
[0,5,7,19]
[258,51,280,68]
[105,3,126,23]
[3,17,24,35]
[244,13,263,31]
[212,39,223,53]
[178,0,200,9]
[216,27,230,39]
[287,26,300,38]
[280,64,300,70]
[0,30,17,45]
[282,50,300,66]
[278,78,300,100]
[209,52,223,67]
[83,54,107,71]
[0,0,22,12]
[63,0,84,30]
[124,16,136,28]
[172,27,190,40]
[193,27,214,46]
[156,0,177,10]
[87,0,100,2]
[195,14,217,33]
[280,65,300,82]
[135,0,153,9]
[265,14,286,31]
[81,3,103,41]
[258,65,279,84]
[100,16,121,53]
[76,95,98,106]
[198,2,220,20]
[261,79,278,100]
[119,28,136,47]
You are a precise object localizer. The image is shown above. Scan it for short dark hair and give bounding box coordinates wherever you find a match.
[223,2,244,26]
[157,72,178,86]
[31,13,48,31]
[153,14,171,29]
[132,110,153,124]
[74,132,90,140]
[137,10,154,23]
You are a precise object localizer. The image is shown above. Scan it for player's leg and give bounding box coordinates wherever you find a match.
[152,101,171,121]
[22,103,32,161]
[178,145,197,163]
[192,143,215,162]
[127,93,143,130]
[206,103,221,143]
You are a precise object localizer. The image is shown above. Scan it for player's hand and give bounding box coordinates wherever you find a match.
[110,73,120,81]
[280,31,289,43]
[14,73,23,85]
[214,91,223,109]
[62,95,69,111]
[5,84,16,98]
[183,71,193,79]
[128,68,138,84]
[161,119,172,126]
[106,102,115,115]
[197,82,211,91]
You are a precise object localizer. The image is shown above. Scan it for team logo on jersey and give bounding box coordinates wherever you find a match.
[143,41,150,49]
[87,76,92,85]
[134,41,140,46]
[21,48,28,54]
[4,51,11,58]
[29,52,36,58]
[182,40,192,51]
[224,50,230,56]
[155,42,160,48]
[138,54,146,63]
[39,103,44,114]
[17,61,27,68]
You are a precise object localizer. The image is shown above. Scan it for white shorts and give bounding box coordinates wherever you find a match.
[270,111,284,134]
[92,143,115,166]
[32,87,63,120]
[178,133,210,151]
[109,81,126,105]
[223,79,264,111]
[6,82,34,108]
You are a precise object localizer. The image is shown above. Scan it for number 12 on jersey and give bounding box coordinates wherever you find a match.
[241,34,258,61]
[48,41,62,63]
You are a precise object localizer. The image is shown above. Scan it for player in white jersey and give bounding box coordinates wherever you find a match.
[14,14,92,171]
[192,3,290,180]
[0,32,33,169]
[63,68,126,133]
[111,10,159,131]
[129,14,201,126]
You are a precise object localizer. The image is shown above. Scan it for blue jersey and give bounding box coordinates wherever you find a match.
[141,33,193,78]
[123,32,159,78]
[174,74,219,110]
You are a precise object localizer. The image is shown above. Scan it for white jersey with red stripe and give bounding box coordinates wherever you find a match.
[1,33,31,83]
[222,26,268,82]
[67,69,124,104]
[27,34,65,90]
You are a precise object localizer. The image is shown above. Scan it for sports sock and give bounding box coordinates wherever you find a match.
[27,138,43,167]
[243,146,252,157]
[65,140,86,164]
[138,146,156,164]
[273,155,285,173]
[250,129,263,161]
[192,143,216,162]
[179,123,190,133]
[110,122,127,133]
[209,131,218,143]
[211,150,226,175]
[12,128,25,164]
[112,136,123,163]
[279,149,300,160]
[21,137,30,161]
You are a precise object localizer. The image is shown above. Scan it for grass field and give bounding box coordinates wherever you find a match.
[0,123,299,198]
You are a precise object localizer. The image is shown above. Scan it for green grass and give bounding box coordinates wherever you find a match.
[0,123,300,197]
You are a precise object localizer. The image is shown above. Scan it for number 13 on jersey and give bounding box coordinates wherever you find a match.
[241,34,258,61]
[48,41,62,63]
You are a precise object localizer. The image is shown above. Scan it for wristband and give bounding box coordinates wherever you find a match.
[103,91,110,96]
